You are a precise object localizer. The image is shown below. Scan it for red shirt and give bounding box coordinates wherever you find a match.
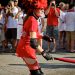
[47,7,60,26]
[22,16,40,44]
[16,16,40,57]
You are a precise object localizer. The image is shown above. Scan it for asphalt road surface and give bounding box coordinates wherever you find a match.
[0,52,75,75]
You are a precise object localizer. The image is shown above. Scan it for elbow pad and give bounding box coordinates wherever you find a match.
[42,35,53,42]
[30,38,38,49]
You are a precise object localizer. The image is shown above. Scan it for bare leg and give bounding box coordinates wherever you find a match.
[2,40,6,48]
[70,40,75,52]
[51,38,56,52]
[70,32,75,52]
[66,32,71,51]
[12,39,17,49]
[22,57,44,75]
[59,31,64,48]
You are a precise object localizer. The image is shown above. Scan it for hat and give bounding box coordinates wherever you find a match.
[22,0,47,9]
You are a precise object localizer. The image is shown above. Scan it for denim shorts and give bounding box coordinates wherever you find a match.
[46,25,58,40]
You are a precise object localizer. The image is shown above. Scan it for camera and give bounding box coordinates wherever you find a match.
[51,3,55,6]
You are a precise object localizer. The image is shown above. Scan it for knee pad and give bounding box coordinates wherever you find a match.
[30,68,44,75]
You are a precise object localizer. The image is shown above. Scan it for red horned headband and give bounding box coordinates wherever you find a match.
[22,0,47,9]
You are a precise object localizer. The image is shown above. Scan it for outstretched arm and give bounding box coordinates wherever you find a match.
[30,32,53,60]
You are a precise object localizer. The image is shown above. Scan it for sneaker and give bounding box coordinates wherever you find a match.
[2,48,6,51]
[70,50,75,53]
[51,48,56,53]
[45,49,51,53]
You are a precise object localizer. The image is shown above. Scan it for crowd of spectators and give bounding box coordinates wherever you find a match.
[45,0,75,53]
[0,0,75,53]
[0,0,26,52]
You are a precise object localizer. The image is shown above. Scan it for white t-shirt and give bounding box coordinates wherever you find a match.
[58,10,66,31]
[65,12,75,31]
[7,6,18,28]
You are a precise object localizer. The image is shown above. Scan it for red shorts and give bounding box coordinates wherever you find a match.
[16,38,40,70]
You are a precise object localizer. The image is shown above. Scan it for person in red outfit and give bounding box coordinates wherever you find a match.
[16,0,53,75]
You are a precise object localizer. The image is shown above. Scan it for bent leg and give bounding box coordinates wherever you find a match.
[22,57,44,75]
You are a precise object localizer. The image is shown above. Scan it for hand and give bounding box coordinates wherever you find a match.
[41,50,53,60]
[50,1,56,8]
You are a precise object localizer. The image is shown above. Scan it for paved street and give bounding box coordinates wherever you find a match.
[0,18,75,75]
[0,52,75,75]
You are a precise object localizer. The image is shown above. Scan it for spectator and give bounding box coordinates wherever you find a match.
[14,0,21,12]
[13,0,23,45]
[13,0,27,45]
[45,0,60,52]
[17,9,24,41]
[58,2,66,49]
[65,4,75,52]
[4,1,18,52]
[0,4,6,51]
[65,3,69,11]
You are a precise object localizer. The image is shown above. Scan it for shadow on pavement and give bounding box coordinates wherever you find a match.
[8,63,75,69]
